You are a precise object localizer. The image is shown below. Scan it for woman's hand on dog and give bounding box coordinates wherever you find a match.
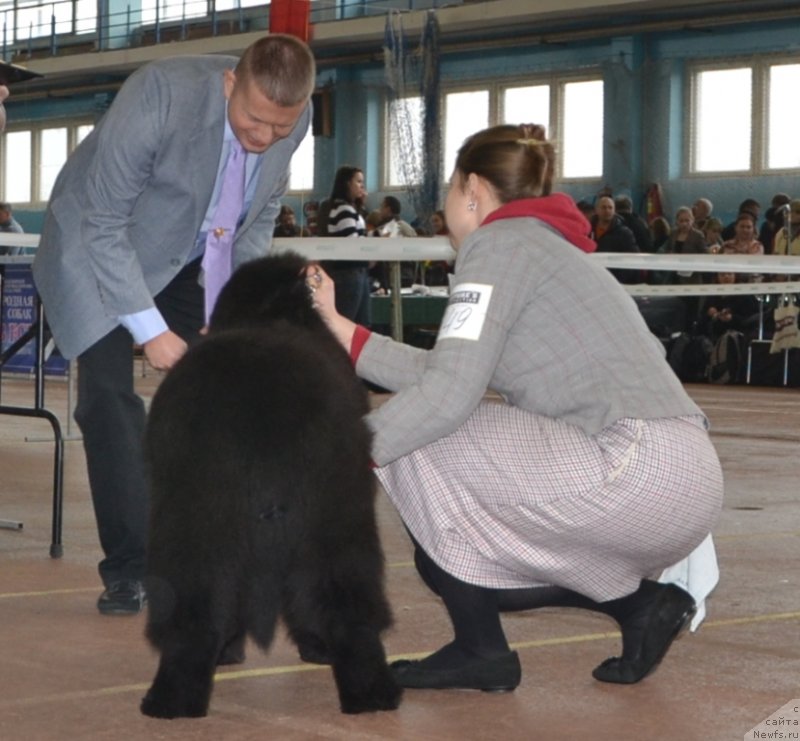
[305,264,358,351]
[305,264,334,312]
[144,330,188,371]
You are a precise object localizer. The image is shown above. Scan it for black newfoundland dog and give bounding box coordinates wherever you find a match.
[140,251,401,718]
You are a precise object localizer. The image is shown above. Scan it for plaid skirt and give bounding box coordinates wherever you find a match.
[375,402,723,602]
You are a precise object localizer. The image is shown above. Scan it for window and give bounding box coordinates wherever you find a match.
[561,79,604,179]
[75,0,96,33]
[215,0,266,10]
[691,67,752,173]
[288,120,314,192]
[139,0,205,24]
[767,63,800,170]
[689,58,800,175]
[444,90,489,178]
[1,120,91,204]
[502,85,550,131]
[2,131,31,203]
[7,0,95,39]
[384,75,604,188]
[39,127,68,201]
[138,0,271,23]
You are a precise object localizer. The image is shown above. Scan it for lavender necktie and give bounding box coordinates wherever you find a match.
[203,139,246,323]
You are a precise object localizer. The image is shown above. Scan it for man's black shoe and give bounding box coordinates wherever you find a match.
[97,579,146,615]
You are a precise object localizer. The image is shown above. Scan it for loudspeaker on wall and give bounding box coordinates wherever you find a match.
[312,89,333,137]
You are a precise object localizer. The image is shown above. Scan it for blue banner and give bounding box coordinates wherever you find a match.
[1,265,68,376]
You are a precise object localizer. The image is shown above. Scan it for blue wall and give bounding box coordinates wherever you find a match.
[8,13,800,233]
[292,14,800,230]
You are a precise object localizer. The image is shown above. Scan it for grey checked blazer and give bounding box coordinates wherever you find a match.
[355,218,705,466]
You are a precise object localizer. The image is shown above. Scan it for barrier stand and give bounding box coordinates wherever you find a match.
[273,237,800,345]
[2,234,799,557]
[0,249,65,557]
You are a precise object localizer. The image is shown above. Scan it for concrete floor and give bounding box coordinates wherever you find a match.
[0,370,798,740]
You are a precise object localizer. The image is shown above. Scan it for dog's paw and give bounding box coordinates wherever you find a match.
[338,672,403,714]
[140,689,208,719]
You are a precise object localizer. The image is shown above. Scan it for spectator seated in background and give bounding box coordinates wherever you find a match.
[720,212,763,255]
[0,201,25,255]
[419,209,453,287]
[378,196,417,238]
[700,272,760,341]
[430,209,449,236]
[665,207,707,261]
[772,198,800,257]
[590,195,640,284]
[691,198,714,232]
[369,198,417,292]
[649,215,671,253]
[614,195,654,253]
[652,206,707,288]
[721,198,761,242]
[771,198,800,282]
[703,217,724,253]
[273,204,309,237]
[365,209,383,237]
[720,212,765,283]
[759,193,791,254]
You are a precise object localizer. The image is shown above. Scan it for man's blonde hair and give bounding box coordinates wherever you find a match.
[236,34,316,107]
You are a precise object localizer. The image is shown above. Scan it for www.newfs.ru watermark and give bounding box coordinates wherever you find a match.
[746,701,800,740]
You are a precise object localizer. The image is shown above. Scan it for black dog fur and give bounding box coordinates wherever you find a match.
[140,251,401,718]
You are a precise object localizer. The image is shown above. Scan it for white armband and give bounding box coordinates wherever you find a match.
[438,282,494,341]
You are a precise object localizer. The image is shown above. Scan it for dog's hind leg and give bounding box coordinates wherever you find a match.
[327,620,403,714]
[141,582,232,719]
[283,565,402,714]
[140,629,221,718]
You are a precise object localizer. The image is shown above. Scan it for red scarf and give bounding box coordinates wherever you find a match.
[481,193,596,253]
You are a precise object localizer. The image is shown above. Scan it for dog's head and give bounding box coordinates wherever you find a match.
[208,250,320,333]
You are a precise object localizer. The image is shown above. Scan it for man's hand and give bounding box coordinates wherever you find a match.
[143,330,188,371]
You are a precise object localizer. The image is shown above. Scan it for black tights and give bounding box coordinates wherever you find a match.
[412,544,660,667]
[412,546,509,663]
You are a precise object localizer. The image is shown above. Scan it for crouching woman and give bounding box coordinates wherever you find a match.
[309,123,723,692]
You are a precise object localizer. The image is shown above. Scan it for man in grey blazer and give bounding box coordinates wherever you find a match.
[32,34,315,614]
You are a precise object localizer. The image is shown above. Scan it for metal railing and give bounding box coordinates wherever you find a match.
[0,0,448,61]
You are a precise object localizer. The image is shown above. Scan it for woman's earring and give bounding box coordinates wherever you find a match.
[467,201,477,212]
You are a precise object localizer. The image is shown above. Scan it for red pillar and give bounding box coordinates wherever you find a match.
[269,0,311,42]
